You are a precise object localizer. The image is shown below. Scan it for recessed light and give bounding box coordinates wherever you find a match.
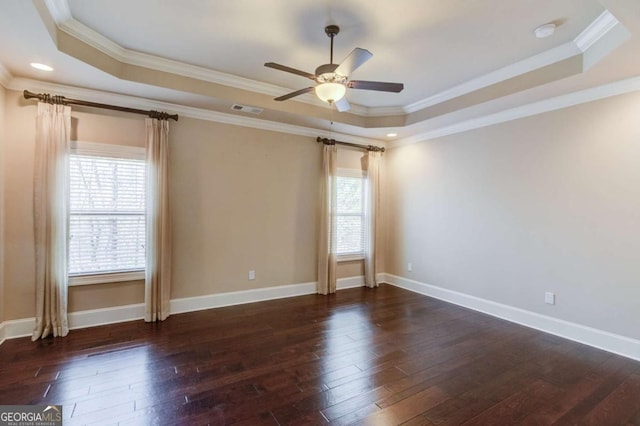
[386,133,397,137]
[30,63,54,72]
[534,23,556,39]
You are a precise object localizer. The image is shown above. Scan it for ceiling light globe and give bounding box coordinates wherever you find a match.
[315,83,346,104]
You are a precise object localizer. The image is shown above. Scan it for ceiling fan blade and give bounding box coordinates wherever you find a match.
[264,62,316,80]
[274,87,314,101]
[334,97,350,112]
[348,80,404,92]
[335,48,373,76]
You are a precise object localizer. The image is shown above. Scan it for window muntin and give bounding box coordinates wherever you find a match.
[68,144,146,277]
[335,169,366,258]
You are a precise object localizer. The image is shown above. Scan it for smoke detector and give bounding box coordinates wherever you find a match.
[534,23,556,38]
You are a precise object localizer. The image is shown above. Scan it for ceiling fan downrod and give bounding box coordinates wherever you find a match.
[325,25,340,64]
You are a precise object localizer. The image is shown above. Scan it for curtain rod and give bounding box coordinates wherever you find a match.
[316,137,385,152]
[23,90,179,121]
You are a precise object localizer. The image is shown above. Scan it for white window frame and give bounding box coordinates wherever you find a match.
[335,168,367,262]
[68,141,146,286]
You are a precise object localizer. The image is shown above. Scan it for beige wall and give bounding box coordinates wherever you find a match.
[385,90,640,340]
[169,117,321,297]
[0,84,5,323]
[337,146,367,170]
[2,89,364,321]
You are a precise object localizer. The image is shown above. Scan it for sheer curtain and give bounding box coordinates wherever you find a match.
[364,150,382,288]
[317,143,338,295]
[32,102,71,340]
[145,118,171,322]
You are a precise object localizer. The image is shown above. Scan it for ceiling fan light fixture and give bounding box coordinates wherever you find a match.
[315,82,346,104]
[265,25,403,110]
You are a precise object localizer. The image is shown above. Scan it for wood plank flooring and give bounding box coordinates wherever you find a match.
[1,284,639,425]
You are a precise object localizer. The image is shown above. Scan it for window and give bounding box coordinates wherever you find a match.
[68,142,146,285]
[335,168,366,260]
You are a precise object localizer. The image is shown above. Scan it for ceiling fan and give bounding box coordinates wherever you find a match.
[264,25,404,112]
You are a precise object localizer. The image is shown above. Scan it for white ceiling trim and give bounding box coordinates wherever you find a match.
[575,10,620,51]
[7,72,640,152]
[45,1,617,119]
[363,105,405,116]
[51,10,372,116]
[58,20,296,98]
[7,76,383,147]
[402,42,581,113]
[403,10,621,114]
[390,75,640,149]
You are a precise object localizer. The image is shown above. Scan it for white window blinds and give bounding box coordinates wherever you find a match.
[68,143,146,276]
[335,169,366,257]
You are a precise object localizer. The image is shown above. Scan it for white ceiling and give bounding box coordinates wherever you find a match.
[1,0,639,143]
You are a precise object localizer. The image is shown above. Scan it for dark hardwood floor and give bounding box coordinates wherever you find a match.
[1,284,639,425]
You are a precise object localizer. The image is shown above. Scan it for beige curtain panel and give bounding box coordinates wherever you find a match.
[317,143,338,295]
[145,118,172,322]
[364,150,382,288]
[32,102,71,340]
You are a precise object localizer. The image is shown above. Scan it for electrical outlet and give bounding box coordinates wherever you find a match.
[407,263,413,272]
[545,292,555,305]
[249,270,255,280]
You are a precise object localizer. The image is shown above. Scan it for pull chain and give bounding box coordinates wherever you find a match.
[330,105,335,128]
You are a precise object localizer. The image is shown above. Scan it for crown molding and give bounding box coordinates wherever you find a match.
[403,11,620,114]
[53,12,370,115]
[7,72,640,154]
[0,62,12,88]
[575,10,620,51]
[8,77,383,147]
[362,105,405,116]
[10,72,640,152]
[44,1,621,120]
[403,41,581,114]
[57,17,127,61]
[390,75,640,149]
[58,19,283,98]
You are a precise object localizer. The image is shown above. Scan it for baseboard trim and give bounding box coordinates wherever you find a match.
[171,276,367,314]
[0,321,6,346]
[380,273,640,362]
[169,281,318,315]
[337,275,365,289]
[0,303,146,343]
[0,317,35,343]
[1,282,317,342]
[0,276,370,344]
[69,304,145,329]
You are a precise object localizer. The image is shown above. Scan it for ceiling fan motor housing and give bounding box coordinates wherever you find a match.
[315,63,347,84]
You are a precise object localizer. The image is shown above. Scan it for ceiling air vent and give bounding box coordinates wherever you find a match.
[231,104,263,115]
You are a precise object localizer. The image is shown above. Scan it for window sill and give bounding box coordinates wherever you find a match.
[68,270,145,286]
[337,254,365,262]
